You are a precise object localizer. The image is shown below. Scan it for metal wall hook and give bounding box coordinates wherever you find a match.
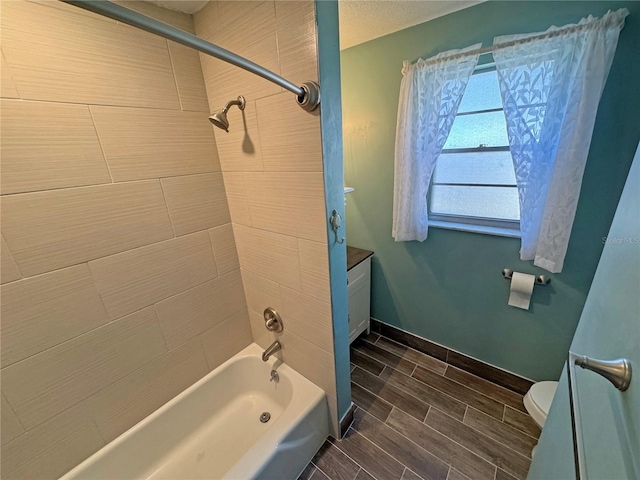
[330,210,345,244]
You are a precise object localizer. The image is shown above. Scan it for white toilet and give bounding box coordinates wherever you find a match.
[523,381,558,428]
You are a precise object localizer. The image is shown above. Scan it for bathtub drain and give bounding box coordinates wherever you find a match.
[260,412,271,423]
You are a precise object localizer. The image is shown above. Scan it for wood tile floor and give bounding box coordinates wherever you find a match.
[300,332,542,480]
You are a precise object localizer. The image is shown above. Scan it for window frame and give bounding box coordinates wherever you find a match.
[427,63,521,238]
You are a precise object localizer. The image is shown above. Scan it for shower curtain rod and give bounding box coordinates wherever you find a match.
[60,0,320,112]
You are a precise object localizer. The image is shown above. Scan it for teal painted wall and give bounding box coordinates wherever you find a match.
[530,144,639,480]
[340,1,640,380]
[315,0,352,426]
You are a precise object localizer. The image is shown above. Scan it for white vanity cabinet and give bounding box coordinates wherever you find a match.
[347,247,373,344]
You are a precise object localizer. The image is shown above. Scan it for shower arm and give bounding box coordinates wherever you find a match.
[59,0,320,112]
[221,98,243,114]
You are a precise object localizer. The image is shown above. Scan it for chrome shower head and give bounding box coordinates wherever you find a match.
[209,95,246,132]
[209,111,229,132]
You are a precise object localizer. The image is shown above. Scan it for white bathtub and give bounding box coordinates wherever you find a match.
[62,343,329,480]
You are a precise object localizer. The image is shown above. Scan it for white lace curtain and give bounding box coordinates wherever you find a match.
[392,9,628,272]
[392,45,480,241]
[494,9,628,272]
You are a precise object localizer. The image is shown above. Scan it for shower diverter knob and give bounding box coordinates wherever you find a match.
[264,307,284,333]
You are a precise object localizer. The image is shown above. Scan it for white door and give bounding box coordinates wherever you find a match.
[529,143,640,479]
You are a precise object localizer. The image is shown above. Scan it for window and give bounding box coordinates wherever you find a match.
[428,67,520,236]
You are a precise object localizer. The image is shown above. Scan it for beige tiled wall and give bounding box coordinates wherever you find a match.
[0,1,251,478]
[194,1,339,435]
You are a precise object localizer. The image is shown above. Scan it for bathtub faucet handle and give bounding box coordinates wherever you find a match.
[264,307,284,333]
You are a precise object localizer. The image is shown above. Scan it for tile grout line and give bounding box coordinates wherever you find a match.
[445,465,452,480]
[371,334,448,375]
[207,230,221,278]
[377,334,443,363]
[374,364,477,421]
[152,303,171,352]
[91,409,109,447]
[352,349,531,478]
[443,364,527,407]
[3,317,174,436]
[344,425,410,480]
[361,334,378,346]
[352,346,406,376]
[165,39,185,112]
[462,406,536,460]
[158,179,178,238]
[0,173,220,199]
[501,406,541,440]
[1,50,23,99]
[372,322,533,393]
[232,221,329,250]
[411,363,516,421]
[84,261,113,324]
[307,461,319,479]
[0,299,166,373]
[3,170,230,204]
[311,458,341,480]
[357,405,498,480]
[87,106,115,184]
[373,321,448,363]
[351,369,433,416]
[438,402,535,464]
[352,343,418,377]
[379,360,523,443]
[423,405,431,424]
[326,437,368,477]
[1,235,23,280]
[349,378,394,417]
[0,392,27,431]
[361,466,383,480]
[3,265,230,373]
[329,424,409,480]
[1,96,192,115]
[356,376,527,477]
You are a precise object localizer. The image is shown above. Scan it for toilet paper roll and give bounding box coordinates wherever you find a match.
[508,272,535,310]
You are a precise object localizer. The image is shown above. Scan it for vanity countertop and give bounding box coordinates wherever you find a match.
[347,246,374,271]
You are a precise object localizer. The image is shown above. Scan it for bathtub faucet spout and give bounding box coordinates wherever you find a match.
[262,341,282,362]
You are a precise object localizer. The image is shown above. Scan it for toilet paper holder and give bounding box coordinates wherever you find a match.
[502,269,551,285]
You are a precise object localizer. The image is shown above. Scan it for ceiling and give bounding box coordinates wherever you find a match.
[338,1,481,49]
[150,0,481,49]
[151,0,208,14]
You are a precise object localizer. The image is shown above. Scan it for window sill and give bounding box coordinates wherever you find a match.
[429,219,521,238]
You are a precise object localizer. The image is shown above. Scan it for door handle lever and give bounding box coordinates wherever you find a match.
[567,352,632,479]
[570,352,632,391]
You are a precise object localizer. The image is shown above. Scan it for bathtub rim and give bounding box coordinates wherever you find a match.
[61,342,328,480]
